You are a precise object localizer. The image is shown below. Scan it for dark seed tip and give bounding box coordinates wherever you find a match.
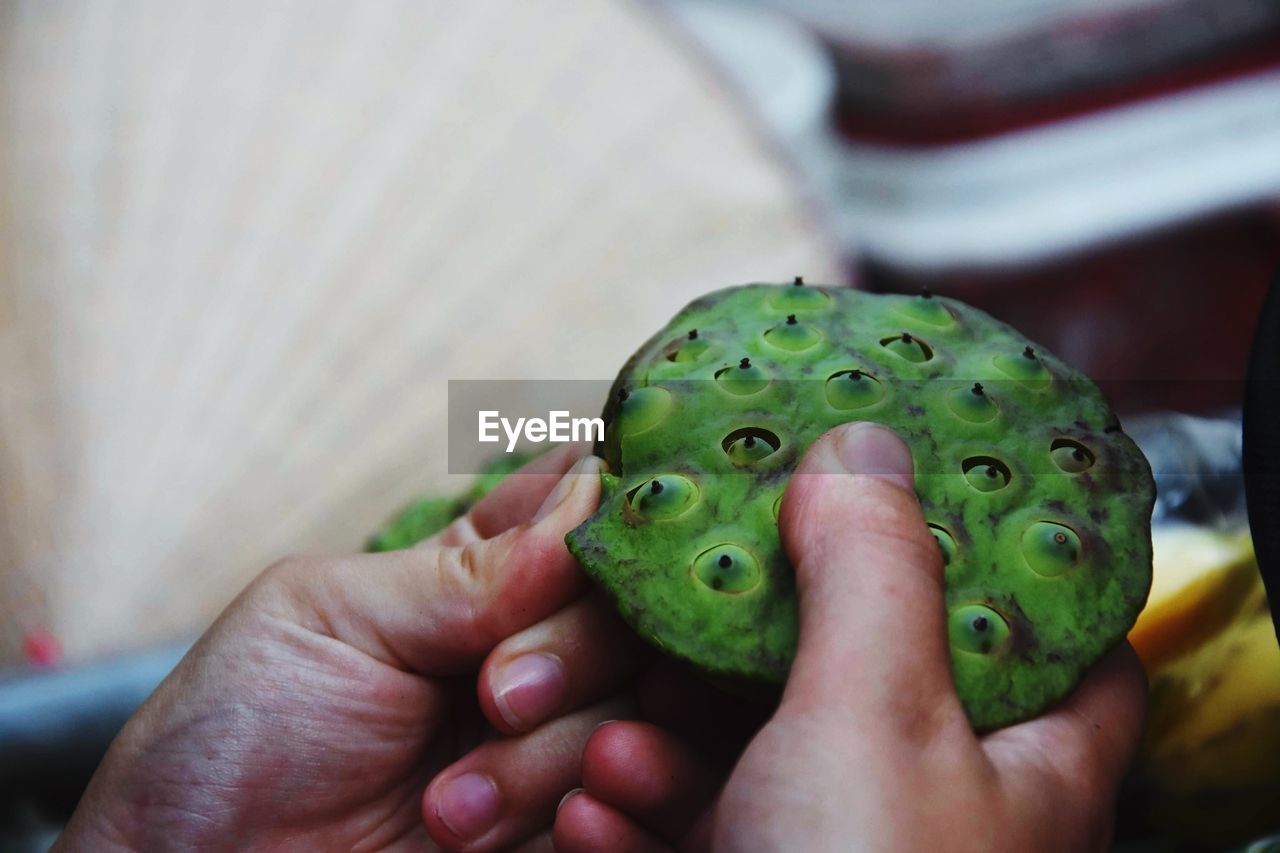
[973,616,989,632]
[972,382,984,396]
[618,388,629,402]
[786,314,797,325]
[902,332,914,343]
[688,329,698,340]
[650,480,663,494]
[739,357,751,369]
[718,554,732,568]
[849,369,863,380]
[743,435,756,448]
[793,275,804,286]
[1023,345,1036,360]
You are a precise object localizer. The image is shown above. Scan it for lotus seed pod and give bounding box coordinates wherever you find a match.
[366,497,461,553]
[367,453,532,551]
[566,282,1154,730]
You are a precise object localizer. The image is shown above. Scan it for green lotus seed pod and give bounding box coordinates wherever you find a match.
[949,605,1011,655]
[366,497,459,552]
[567,282,1154,731]
[692,545,761,593]
[825,369,884,410]
[1021,521,1082,577]
[367,453,534,551]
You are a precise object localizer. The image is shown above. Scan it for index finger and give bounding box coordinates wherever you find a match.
[433,443,592,546]
[275,455,604,675]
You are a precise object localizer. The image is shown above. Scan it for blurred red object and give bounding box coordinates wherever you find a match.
[762,0,1280,414]
[762,0,1280,145]
[22,629,63,669]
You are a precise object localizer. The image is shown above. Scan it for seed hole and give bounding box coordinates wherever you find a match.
[1050,438,1095,473]
[714,358,770,395]
[927,524,958,567]
[693,544,761,594]
[879,332,934,363]
[764,316,822,352]
[722,427,781,465]
[993,349,1051,389]
[614,386,672,436]
[665,331,710,363]
[1021,521,1082,577]
[825,369,884,410]
[961,456,1011,492]
[949,605,1010,655]
[625,474,699,520]
[947,383,997,423]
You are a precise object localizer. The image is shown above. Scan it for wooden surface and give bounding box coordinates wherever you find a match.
[0,0,840,665]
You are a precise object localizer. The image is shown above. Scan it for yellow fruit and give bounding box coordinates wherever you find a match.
[1129,527,1280,844]
[1129,525,1257,671]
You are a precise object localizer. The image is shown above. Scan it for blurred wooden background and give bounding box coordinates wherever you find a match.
[0,0,840,665]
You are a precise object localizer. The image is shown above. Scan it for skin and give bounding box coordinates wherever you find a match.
[57,444,647,852]
[57,425,1146,852]
[553,423,1148,853]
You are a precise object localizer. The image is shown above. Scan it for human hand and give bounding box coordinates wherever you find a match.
[58,444,646,852]
[554,423,1148,853]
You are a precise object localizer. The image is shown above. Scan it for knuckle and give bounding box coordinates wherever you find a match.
[253,553,313,595]
[239,553,322,623]
[438,539,511,645]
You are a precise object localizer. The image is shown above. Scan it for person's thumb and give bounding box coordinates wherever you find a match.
[777,422,966,738]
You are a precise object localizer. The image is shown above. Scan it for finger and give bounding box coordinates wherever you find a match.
[422,696,635,852]
[433,444,592,546]
[479,592,646,734]
[582,721,719,849]
[985,642,1147,812]
[777,423,967,741]
[275,455,603,675]
[554,791,673,853]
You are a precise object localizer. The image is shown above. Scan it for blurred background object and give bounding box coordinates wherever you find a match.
[679,0,1280,413]
[0,0,840,670]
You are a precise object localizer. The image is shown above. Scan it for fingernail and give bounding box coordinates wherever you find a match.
[834,422,914,491]
[532,457,598,523]
[435,772,500,842]
[491,652,567,731]
[558,787,584,813]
